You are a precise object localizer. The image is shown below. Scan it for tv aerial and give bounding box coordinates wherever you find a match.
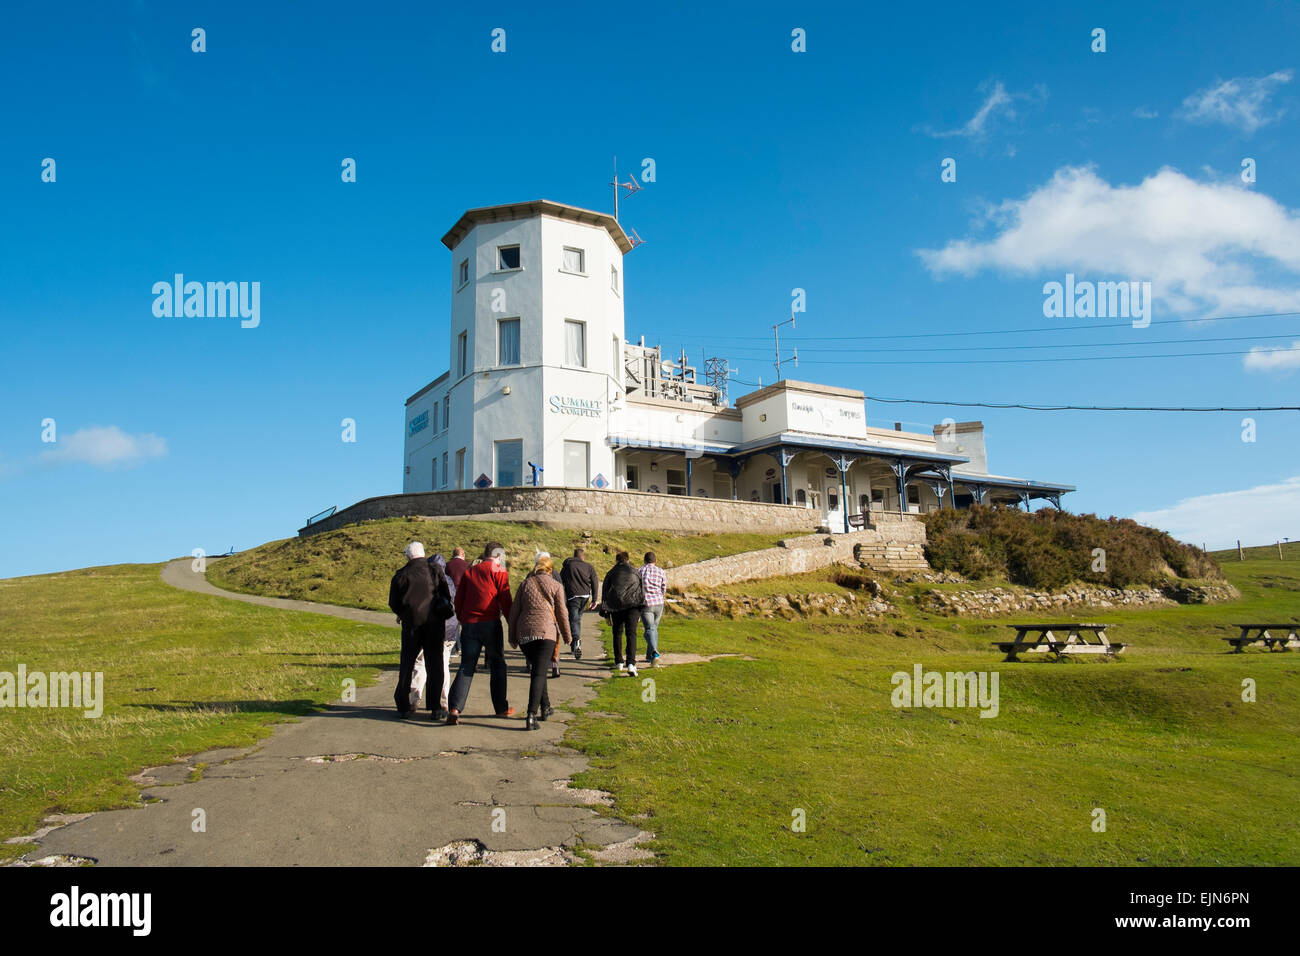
[774,313,798,381]
[610,156,642,221]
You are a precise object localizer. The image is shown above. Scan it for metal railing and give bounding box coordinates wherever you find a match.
[305,505,337,526]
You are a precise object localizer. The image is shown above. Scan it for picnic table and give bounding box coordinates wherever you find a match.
[993,622,1125,662]
[1224,624,1300,653]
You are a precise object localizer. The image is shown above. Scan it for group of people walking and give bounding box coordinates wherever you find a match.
[387,540,668,731]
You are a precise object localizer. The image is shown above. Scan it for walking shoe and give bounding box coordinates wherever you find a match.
[524,715,540,731]
[627,664,638,677]
[651,653,661,667]
[573,642,582,660]
[550,663,560,679]
[496,706,516,718]
[541,705,554,721]
[446,709,460,725]
[430,709,447,722]
[617,663,627,673]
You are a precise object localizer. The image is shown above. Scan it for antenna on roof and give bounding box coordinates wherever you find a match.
[610,156,642,222]
[625,226,645,249]
[773,312,798,381]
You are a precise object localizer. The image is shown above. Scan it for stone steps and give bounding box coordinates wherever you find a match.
[853,542,930,572]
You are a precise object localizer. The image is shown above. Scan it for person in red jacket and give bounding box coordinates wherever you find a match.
[446,542,514,724]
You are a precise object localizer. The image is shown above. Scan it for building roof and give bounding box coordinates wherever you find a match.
[441,200,633,254]
[406,370,449,406]
[733,378,865,409]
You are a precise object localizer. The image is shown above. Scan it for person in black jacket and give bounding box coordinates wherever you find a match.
[560,548,599,661]
[600,550,645,676]
[388,542,452,719]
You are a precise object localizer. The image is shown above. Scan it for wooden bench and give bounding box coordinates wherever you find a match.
[993,622,1125,662]
[1224,624,1300,653]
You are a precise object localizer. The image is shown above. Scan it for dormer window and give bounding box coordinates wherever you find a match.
[497,245,521,270]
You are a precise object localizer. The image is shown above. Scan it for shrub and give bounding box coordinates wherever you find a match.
[922,506,1223,589]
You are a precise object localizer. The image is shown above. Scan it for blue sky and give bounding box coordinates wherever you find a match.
[3,0,1300,578]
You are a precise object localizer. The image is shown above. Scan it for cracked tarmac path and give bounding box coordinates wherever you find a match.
[14,558,652,866]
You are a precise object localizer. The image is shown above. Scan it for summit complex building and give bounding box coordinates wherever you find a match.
[401,200,1073,534]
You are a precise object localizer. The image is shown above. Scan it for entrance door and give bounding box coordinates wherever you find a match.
[824,482,843,530]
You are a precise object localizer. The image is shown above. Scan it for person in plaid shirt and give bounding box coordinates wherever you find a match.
[638,552,667,666]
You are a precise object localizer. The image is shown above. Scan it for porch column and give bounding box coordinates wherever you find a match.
[725,458,743,500]
[831,453,859,533]
[936,465,953,510]
[922,478,949,512]
[1018,490,1032,511]
[686,456,693,496]
[888,459,907,515]
[1047,492,1062,510]
[968,484,987,506]
[779,447,798,505]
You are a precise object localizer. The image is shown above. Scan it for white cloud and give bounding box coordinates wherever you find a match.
[1179,70,1292,133]
[921,80,1045,140]
[1244,341,1300,371]
[1132,476,1300,550]
[39,426,167,469]
[916,165,1300,319]
[1133,106,1159,119]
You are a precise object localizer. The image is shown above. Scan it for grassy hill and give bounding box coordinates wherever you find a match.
[568,547,1300,865]
[0,563,394,861]
[208,518,795,611]
[2,526,1296,866]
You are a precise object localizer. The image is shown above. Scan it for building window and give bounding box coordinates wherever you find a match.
[907,486,921,508]
[562,246,585,274]
[871,489,885,510]
[497,245,521,270]
[495,439,523,488]
[610,265,619,293]
[498,318,520,365]
[442,452,449,489]
[612,336,620,376]
[626,465,639,490]
[442,395,449,431]
[458,259,469,288]
[455,448,465,489]
[859,494,869,514]
[564,440,590,488]
[431,401,438,433]
[667,468,686,496]
[796,488,807,506]
[457,331,468,377]
[431,458,438,490]
[564,320,586,367]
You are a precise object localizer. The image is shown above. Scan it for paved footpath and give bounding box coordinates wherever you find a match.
[14,559,652,866]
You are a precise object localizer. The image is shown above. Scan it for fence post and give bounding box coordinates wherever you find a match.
[1238,539,1243,562]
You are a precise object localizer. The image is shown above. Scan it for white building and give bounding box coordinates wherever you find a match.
[404,200,1073,532]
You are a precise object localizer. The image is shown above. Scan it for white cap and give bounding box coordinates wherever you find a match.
[405,542,426,560]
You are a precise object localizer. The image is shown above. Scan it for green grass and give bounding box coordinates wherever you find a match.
[568,552,1300,865]
[209,518,796,611]
[0,563,395,861]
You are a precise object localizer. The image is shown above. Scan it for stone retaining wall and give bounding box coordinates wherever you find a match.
[670,523,926,590]
[299,487,821,537]
[916,581,1241,616]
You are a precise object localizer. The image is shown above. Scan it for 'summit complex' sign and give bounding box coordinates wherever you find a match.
[548,395,602,417]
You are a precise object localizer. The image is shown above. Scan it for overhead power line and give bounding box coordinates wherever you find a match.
[781,345,1300,366]
[865,397,1300,412]
[669,310,1300,343]
[715,331,1300,355]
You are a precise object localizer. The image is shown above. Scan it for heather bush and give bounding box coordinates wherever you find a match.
[922,506,1223,589]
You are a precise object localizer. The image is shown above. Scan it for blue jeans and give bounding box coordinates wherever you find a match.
[448,620,508,714]
[641,604,664,660]
[566,596,588,651]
